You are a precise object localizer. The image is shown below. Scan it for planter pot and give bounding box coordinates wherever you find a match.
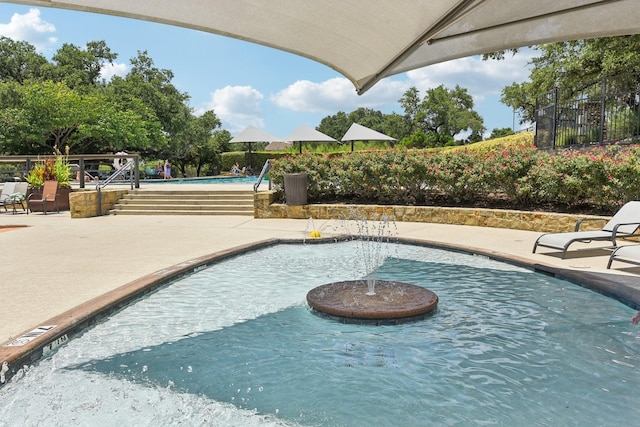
[27,186,72,212]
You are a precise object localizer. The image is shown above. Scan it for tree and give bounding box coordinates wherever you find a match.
[489,127,514,139]
[110,51,191,155]
[74,93,159,153]
[52,41,117,90]
[0,79,163,155]
[399,85,485,147]
[347,107,385,131]
[172,110,222,176]
[494,35,640,122]
[0,36,51,84]
[0,80,84,154]
[317,111,350,140]
[381,112,407,143]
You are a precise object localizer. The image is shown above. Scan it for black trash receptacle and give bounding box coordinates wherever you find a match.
[284,173,308,205]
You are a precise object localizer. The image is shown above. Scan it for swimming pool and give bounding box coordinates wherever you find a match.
[0,241,638,426]
[149,175,261,184]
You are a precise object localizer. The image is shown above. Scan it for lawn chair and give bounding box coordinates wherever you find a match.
[1,182,16,212]
[532,201,640,258]
[6,182,28,213]
[27,180,59,215]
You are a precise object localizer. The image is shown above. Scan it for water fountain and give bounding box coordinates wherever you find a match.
[306,212,438,324]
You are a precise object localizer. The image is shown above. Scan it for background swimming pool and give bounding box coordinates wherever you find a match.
[1,242,639,426]
[149,175,261,184]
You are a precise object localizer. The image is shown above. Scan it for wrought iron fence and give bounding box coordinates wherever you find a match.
[535,72,640,149]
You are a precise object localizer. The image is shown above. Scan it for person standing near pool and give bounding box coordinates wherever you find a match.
[164,160,172,179]
[632,311,640,325]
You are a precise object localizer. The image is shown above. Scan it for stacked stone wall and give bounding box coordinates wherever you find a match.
[69,189,129,218]
[254,191,607,233]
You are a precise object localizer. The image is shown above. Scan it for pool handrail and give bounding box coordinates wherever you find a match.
[96,159,136,216]
[254,159,271,192]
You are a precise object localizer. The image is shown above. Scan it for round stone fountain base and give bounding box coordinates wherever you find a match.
[307,280,438,325]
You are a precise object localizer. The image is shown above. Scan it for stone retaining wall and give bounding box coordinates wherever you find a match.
[254,190,608,233]
[69,189,129,218]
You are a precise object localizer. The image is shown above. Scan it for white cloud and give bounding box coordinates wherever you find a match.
[271,77,409,113]
[270,52,533,117]
[0,8,57,51]
[406,50,534,102]
[100,62,128,81]
[206,85,264,134]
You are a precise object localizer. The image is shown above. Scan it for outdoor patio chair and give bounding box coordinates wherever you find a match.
[607,244,640,269]
[1,182,16,212]
[7,182,28,213]
[532,201,640,258]
[27,180,59,215]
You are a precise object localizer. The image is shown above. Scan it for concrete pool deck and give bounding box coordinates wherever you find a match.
[1,183,640,378]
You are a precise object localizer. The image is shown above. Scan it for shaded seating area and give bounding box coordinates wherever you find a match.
[1,182,28,214]
[532,201,640,257]
[27,180,59,215]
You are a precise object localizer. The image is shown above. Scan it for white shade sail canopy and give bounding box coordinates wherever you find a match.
[286,124,337,154]
[6,1,640,94]
[341,123,396,142]
[230,125,282,143]
[230,125,282,167]
[286,125,337,143]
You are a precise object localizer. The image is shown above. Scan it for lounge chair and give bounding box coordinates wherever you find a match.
[1,182,16,212]
[607,244,640,269]
[532,201,640,257]
[27,180,59,215]
[7,182,28,213]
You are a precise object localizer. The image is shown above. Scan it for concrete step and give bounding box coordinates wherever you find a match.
[123,191,252,199]
[111,209,254,216]
[109,189,255,216]
[116,199,254,206]
[112,203,253,211]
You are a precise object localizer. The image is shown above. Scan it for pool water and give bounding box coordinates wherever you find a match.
[150,175,261,184]
[1,242,639,426]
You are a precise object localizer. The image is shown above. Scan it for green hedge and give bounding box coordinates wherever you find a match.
[270,144,640,215]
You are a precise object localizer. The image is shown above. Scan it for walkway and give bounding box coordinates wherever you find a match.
[1,183,640,369]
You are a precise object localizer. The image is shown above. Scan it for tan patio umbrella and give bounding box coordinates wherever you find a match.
[341,123,396,152]
[230,125,282,167]
[8,1,640,94]
[285,125,338,154]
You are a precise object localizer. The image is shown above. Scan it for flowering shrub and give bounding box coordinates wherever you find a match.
[270,140,640,215]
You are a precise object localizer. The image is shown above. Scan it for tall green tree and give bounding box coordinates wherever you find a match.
[110,51,190,156]
[172,110,222,176]
[0,36,51,83]
[52,40,117,90]
[399,85,485,147]
[317,111,350,140]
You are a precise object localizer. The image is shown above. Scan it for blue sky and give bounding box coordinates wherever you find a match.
[0,4,533,140]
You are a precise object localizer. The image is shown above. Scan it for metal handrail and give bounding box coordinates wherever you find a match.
[96,160,135,216]
[254,159,271,192]
[98,159,135,189]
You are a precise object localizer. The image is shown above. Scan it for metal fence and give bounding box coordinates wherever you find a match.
[535,72,640,149]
